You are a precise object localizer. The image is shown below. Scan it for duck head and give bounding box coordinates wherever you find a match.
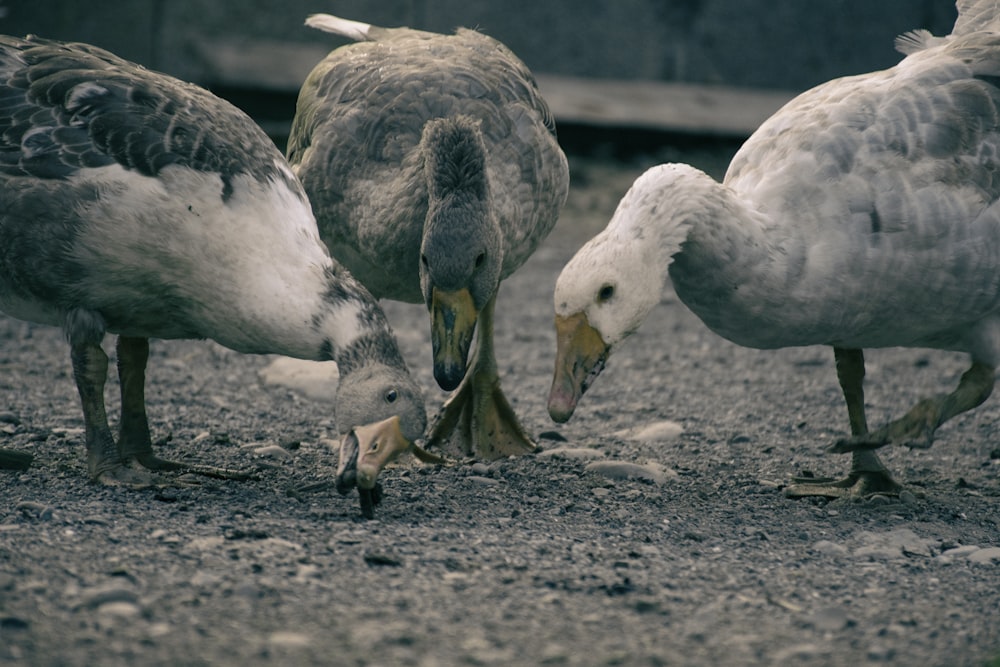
[547,207,665,423]
[418,116,502,391]
[334,361,427,495]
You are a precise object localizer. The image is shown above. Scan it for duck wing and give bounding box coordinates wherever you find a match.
[718,25,1000,348]
[0,35,289,193]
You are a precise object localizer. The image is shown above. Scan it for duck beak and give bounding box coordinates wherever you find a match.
[349,415,413,491]
[430,287,477,391]
[548,312,610,423]
[335,416,414,519]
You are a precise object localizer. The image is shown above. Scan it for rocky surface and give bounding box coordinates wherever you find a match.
[2,146,999,666]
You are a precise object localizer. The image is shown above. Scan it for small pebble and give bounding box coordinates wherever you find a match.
[254,444,292,460]
[613,420,684,443]
[81,585,139,609]
[268,631,312,648]
[939,545,981,559]
[15,501,52,520]
[811,540,848,557]
[537,447,606,460]
[968,546,1000,564]
[278,437,302,451]
[773,643,824,662]
[584,460,675,485]
[364,551,402,567]
[467,475,501,486]
[853,544,902,560]
[809,606,851,632]
[879,623,908,638]
[0,616,29,630]
[96,601,142,619]
[866,644,895,661]
[189,571,223,587]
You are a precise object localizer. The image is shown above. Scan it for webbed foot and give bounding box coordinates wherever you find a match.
[785,469,902,499]
[426,368,537,460]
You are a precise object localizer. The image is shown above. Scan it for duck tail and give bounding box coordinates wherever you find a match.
[304,14,373,42]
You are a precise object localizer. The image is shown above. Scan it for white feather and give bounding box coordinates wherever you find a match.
[305,14,372,41]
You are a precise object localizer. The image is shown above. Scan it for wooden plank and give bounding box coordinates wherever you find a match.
[193,39,796,137]
[193,38,330,92]
[535,73,795,136]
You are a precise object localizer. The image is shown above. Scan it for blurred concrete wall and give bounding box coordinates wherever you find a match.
[5,0,957,93]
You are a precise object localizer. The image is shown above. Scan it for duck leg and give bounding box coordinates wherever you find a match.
[116,336,254,480]
[425,293,537,459]
[830,360,994,453]
[786,347,901,499]
[71,339,157,487]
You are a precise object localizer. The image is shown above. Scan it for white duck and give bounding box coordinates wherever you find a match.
[289,15,569,480]
[548,0,1000,499]
[0,35,426,497]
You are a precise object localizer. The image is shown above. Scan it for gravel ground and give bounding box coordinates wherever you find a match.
[2,142,1000,667]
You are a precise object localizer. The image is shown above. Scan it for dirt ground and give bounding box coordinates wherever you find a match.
[2,139,999,667]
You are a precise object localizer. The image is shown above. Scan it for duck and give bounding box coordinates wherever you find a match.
[547,0,1000,499]
[288,14,569,483]
[0,34,426,499]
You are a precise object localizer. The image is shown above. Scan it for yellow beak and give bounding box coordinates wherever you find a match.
[547,312,610,423]
[430,287,478,391]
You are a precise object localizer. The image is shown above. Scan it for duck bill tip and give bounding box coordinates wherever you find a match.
[548,312,609,423]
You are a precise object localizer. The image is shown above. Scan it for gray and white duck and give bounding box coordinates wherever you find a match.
[548,0,1000,499]
[0,34,426,499]
[288,15,569,483]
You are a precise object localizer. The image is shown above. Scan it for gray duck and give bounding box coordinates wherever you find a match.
[289,14,569,484]
[0,35,425,493]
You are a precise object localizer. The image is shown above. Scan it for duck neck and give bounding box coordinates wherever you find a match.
[614,165,766,296]
[657,167,785,345]
[312,266,407,376]
[613,164,778,331]
[419,116,502,299]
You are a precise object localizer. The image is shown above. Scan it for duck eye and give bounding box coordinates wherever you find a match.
[475,252,486,268]
[597,284,615,302]
[385,389,398,403]
[421,254,429,269]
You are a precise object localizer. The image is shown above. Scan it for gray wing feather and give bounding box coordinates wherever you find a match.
[0,35,286,193]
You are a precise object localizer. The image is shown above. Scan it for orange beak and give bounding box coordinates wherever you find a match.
[351,415,413,490]
[547,312,610,423]
[335,416,447,519]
